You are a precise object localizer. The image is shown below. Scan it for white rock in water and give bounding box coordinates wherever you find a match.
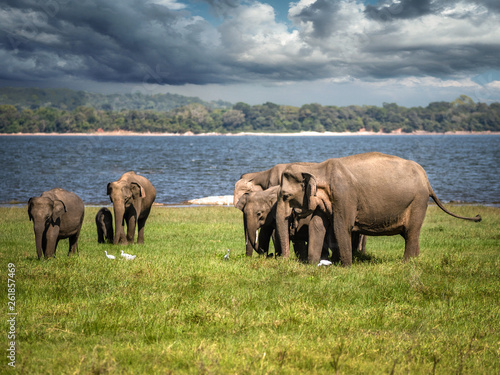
[188,195,233,205]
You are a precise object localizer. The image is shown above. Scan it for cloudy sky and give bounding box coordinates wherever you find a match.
[1,0,499,107]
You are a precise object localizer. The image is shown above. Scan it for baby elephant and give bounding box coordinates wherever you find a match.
[95,207,113,244]
[28,188,84,259]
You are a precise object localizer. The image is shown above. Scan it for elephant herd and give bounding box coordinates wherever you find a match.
[28,171,156,259]
[234,152,481,266]
[28,152,481,265]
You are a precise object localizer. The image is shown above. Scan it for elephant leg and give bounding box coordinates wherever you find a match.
[333,218,353,267]
[126,216,136,244]
[97,221,106,243]
[271,230,282,257]
[308,213,328,265]
[257,225,273,255]
[292,240,308,262]
[358,234,367,254]
[402,205,426,260]
[38,233,47,259]
[352,232,367,255]
[68,233,79,256]
[137,217,147,244]
[403,229,421,260]
[328,230,340,263]
[45,228,59,258]
[321,240,330,260]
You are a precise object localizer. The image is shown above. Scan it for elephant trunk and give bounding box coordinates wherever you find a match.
[33,223,45,259]
[275,197,291,258]
[112,204,127,245]
[244,215,258,256]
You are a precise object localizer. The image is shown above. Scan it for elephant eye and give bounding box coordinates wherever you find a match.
[256,211,262,217]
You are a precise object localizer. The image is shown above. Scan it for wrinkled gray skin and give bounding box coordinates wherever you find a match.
[237,186,359,261]
[236,186,280,256]
[234,164,291,206]
[277,152,481,266]
[233,163,313,256]
[96,207,113,244]
[107,171,156,245]
[286,205,367,263]
[28,188,84,259]
[235,164,366,261]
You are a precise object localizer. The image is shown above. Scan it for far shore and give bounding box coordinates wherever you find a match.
[1,129,499,137]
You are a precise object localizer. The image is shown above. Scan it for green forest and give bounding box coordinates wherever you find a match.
[1,88,499,134]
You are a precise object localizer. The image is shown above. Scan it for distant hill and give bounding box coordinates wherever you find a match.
[0,87,232,112]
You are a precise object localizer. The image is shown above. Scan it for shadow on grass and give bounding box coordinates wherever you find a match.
[353,249,381,264]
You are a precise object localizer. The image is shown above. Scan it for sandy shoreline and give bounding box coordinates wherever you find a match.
[1,130,499,136]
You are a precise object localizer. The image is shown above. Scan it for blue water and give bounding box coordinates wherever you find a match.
[1,135,499,205]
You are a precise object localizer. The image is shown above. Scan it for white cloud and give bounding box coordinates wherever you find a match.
[149,0,187,10]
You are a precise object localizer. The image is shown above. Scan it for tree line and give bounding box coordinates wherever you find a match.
[1,94,499,134]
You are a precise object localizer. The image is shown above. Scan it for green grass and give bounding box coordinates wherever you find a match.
[1,205,499,374]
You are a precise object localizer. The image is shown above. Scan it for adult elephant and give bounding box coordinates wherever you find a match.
[107,171,156,245]
[276,152,481,266]
[28,188,84,259]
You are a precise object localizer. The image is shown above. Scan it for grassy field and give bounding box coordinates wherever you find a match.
[1,204,499,374]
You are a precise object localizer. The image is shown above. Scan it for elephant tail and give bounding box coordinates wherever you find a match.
[428,184,482,222]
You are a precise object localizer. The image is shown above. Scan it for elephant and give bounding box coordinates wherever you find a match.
[107,171,156,245]
[235,164,366,261]
[28,188,84,259]
[236,186,280,256]
[96,207,113,244]
[276,152,481,266]
[236,185,349,262]
[288,205,367,263]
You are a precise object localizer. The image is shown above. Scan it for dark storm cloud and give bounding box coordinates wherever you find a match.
[287,0,341,38]
[200,0,241,17]
[0,0,499,87]
[366,0,500,22]
[473,0,500,12]
[0,0,228,85]
[365,0,433,21]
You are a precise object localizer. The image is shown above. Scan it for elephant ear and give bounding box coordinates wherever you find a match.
[52,200,67,224]
[106,183,113,196]
[302,173,318,211]
[130,182,145,199]
[236,194,248,212]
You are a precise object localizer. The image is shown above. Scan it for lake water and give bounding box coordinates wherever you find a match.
[1,135,499,205]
